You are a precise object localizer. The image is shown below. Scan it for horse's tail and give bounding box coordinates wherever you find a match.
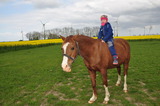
[114,38,130,64]
[121,39,130,64]
[123,39,130,63]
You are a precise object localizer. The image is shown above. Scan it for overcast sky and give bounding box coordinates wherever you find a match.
[0,0,160,41]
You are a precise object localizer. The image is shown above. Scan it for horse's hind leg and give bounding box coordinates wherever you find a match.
[88,70,97,104]
[123,63,129,93]
[116,66,121,86]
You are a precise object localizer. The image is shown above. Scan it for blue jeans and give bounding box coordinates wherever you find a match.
[106,39,117,56]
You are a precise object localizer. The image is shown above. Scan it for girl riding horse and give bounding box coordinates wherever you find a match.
[98,15,118,65]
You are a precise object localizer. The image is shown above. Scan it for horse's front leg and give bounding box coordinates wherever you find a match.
[88,70,97,104]
[100,69,110,104]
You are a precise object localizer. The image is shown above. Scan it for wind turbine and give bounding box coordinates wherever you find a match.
[21,28,24,41]
[40,21,47,39]
[149,25,152,35]
[144,26,146,36]
[114,17,119,37]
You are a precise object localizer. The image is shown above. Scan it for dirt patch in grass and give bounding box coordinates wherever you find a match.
[111,99,123,105]
[125,96,133,102]
[139,81,146,86]
[71,86,76,90]
[45,89,78,101]
[16,101,21,104]
[134,102,146,106]
[41,89,78,106]
[142,88,157,101]
[138,81,157,101]
[40,81,79,105]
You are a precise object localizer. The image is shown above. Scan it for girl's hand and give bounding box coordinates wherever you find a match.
[102,40,105,43]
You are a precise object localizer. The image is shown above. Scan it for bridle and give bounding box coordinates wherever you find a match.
[63,42,80,62]
[63,54,75,61]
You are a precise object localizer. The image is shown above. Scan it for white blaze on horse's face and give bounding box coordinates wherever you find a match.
[61,42,71,72]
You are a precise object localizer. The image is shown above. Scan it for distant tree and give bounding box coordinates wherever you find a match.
[25,26,100,40]
[48,33,59,39]
[32,31,42,40]
[25,31,42,40]
[26,32,33,40]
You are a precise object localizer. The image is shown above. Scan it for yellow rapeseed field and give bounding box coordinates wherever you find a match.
[115,35,160,40]
[0,39,62,47]
[93,35,160,40]
[0,35,160,47]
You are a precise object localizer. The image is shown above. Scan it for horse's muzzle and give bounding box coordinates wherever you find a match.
[62,66,71,72]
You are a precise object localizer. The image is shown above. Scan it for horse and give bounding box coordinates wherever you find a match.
[60,35,130,104]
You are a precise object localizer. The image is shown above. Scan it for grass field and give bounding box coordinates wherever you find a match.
[0,40,160,106]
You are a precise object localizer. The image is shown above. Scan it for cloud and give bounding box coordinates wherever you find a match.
[0,0,12,3]
[0,0,160,41]
[0,0,15,6]
[119,5,160,29]
[55,0,160,29]
[24,0,61,9]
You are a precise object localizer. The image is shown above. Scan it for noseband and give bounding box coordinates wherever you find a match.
[63,54,75,61]
[63,42,80,61]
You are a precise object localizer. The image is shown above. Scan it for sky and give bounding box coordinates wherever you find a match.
[0,0,160,41]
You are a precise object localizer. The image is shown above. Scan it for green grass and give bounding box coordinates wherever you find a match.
[0,40,160,106]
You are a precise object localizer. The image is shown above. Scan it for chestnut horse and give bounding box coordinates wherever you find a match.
[61,35,130,104]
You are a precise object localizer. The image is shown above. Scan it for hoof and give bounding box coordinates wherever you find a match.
[116,83,120,86]
[88,100,95,104]
[124,90,128,93]
[103,100,108,104]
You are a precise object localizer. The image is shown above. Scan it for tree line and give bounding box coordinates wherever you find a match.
[25,27,100,40]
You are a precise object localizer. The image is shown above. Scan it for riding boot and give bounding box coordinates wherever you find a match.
[113,55,118,65]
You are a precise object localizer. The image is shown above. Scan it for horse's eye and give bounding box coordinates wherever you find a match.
[71,47,74,50]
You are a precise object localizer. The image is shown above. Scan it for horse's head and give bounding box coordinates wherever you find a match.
[60,35,79,72]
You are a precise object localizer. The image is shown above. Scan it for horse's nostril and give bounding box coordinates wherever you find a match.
[62,65,68,69]
[65,65,67,68]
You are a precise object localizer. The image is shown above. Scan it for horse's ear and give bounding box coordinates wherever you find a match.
[60,36,65,41]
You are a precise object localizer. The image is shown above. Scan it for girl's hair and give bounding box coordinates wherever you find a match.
[101,15,108,18]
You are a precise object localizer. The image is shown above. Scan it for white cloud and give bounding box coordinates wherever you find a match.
[0,0,160,41]
[24,0,61,9]
[0,0,13,3]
